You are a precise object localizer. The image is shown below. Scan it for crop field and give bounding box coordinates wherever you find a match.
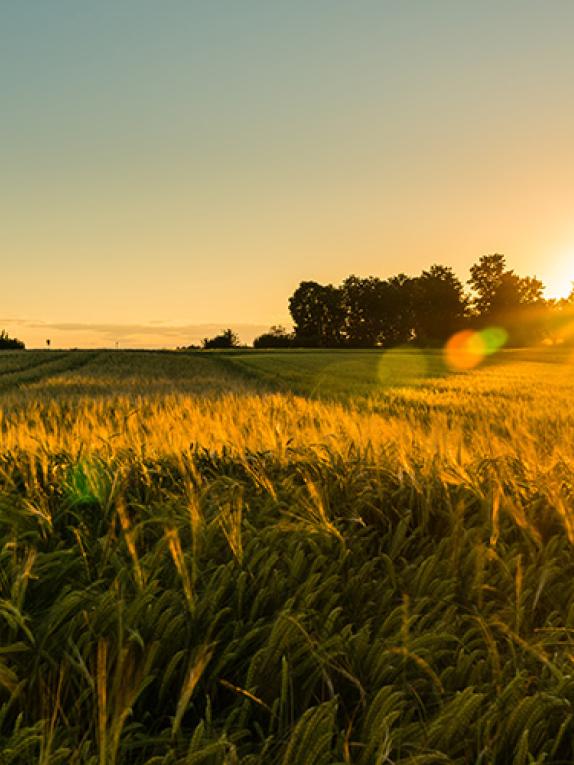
[2,348,574,763]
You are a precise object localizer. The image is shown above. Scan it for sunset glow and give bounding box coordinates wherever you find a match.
[2,2,574,347]
[544,251,574,300]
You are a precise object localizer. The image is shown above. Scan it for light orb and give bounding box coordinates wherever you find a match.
[445,327,507,371]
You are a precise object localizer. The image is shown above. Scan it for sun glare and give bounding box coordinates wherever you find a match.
[445,327,508,371]
[545,253,574,300]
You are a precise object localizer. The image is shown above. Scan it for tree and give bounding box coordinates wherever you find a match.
[468,254,507,317]
[340,275,417,347]
[411,265,468,345]
[202,328,239,349]
[341,276,387,347]
[381,274,417,346]
[253,325,294,348]
[288,281,345,347]
[468,254,545,319]
[0,330,25,350]
[468,254,547,345]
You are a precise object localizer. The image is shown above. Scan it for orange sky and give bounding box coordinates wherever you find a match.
[2,2,573,348]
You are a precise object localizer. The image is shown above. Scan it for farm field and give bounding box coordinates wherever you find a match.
[2,348,574,763]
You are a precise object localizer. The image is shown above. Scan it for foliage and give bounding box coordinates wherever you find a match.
[288,255,555,348]
[468,254,547,345]
[1,349,574,761]
[253,326,294,349]
[340,275,388,347]
[203,329,240,349]
[411,265,468,345]
[467,253,508,316]
[0,330,25,350]
[340,275,416,348]
[288,281,345,347]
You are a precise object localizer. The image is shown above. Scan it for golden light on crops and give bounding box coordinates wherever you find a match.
[377,347,429,386]
[445,327,508,371]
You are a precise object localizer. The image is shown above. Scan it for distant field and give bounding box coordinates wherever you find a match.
[2,348,574,763]
[1,347,573,458]
[224,347,447,397]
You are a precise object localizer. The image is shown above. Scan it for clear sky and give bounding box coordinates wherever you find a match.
[2,1,574,348]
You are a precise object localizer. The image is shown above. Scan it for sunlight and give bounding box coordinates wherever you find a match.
[377,347,429,386]
[544,252,574,300]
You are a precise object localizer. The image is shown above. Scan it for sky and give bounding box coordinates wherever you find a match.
[2,0,574,348]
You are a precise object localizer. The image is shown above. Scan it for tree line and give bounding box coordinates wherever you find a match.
[0,330,25,350]
[252,254,573,349]
[4,253,571,351]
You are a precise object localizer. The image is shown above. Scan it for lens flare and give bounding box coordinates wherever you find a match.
[445,327,507,371]
[445,331,483,371]
[480,327,508,355]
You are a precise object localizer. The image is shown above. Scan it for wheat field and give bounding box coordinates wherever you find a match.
[1,348,574,763]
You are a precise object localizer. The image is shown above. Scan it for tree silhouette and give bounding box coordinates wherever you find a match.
[341,276,388,347]
[381,274,417,346]
[341,275,419,347]
[0,330,25,350]
[286,256,552,349]
[412,265,468,345]
[468,254,547,344]
[468,254,507,317]
[288,281,345,347]
[202,329,239,349]
[253,326,294,348]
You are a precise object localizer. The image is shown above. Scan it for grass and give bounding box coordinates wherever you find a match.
[1,347,574,762]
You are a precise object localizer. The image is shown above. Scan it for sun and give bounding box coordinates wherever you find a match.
[549,278,574,301]
[544,253,574,300]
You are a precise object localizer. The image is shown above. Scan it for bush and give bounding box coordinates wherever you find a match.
[253,325,294,348]
[202,328,239,349]
[0,329,25,349]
